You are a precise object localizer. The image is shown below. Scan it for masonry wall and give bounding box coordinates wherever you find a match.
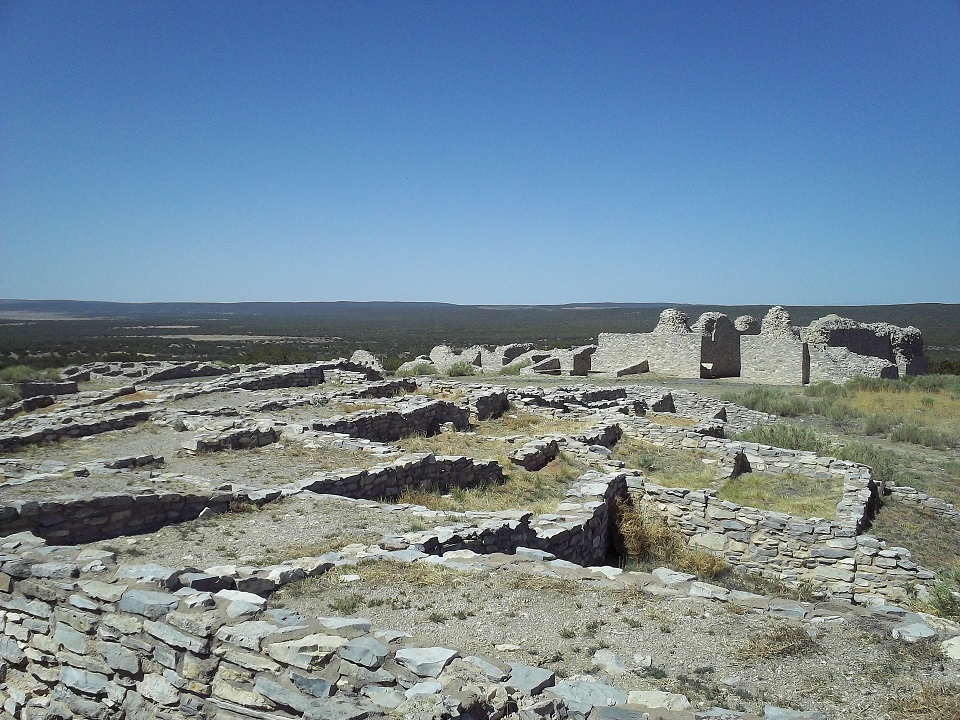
[808,346,899,384]
[594,333,701,377]
[740,336,809,385]
[0,490,234,545]
[699,322,741,378]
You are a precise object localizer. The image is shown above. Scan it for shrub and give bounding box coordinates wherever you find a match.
[890,421,955,450]
[396,362,437,377]
[863,413,903,436]
[738,624,817,660]
[446,360,477,377]
[733,423,830,454]
[927,569,960,621]
[0,365,62,383]
[0,385,18,408]
[834,442,899,486]
[498,358,532,375]
[722,388,812,417]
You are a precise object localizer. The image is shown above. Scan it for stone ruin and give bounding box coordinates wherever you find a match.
[0,351,957,719]
[592,307,928,384]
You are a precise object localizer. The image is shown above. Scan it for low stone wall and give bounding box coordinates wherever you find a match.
[460,386,509,421]
[390,472,630,567]
[180,424,280,453]
[631,475,934,604]
[0,396,54,422]
[296,453,507,501]
[16,382,79,399]
[509,439,559,471]
[310,399,469,442]
[0,490,234,545]
[0,409,153,453]
[339,378,418,399]
[611,416,879,532]
[887,486,960,524]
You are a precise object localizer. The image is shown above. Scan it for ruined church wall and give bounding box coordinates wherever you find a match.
[740,336,809,385]
[594,333,701,377]
[699,323,740,378]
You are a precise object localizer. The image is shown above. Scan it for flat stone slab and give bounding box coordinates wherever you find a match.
[507,662,555,696]
[395,647,459,677]
[547,679,627,714]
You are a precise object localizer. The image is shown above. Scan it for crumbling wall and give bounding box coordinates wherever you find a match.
[695,313,740,379]
[740,336,809,385]
[594,333,701,377]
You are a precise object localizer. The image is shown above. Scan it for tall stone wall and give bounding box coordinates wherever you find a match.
[740,336,809,385]
[698,316,740,378]
[593,333,701,377]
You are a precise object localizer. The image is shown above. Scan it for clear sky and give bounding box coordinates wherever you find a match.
[2,1,958,305]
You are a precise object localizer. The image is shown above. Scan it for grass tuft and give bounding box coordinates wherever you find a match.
[613,499,727,579]
[738,624,817,660]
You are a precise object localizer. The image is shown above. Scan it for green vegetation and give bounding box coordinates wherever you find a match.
[446,360,476,377]
[727,376,960,450]
[0,365,62,382]
[498,358,532,375]
[717,472,840,518]
[611,436,716,489]
[734,423,830,454]
[721,387,814,417]
[396,362,437,377]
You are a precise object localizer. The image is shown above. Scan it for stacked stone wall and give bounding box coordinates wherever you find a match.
[310,399,469,442]
[0,409,153,453]
[740,336,809,385]
[593,333,701,377]
[0,490,234,545]
[296,453,507,501]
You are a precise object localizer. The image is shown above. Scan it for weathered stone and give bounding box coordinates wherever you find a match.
[266,633,346,669]
[289,670,334,698]
[252,676,311,713]
[137,673,180,705]
[627,689,691,710]
[395,647,459,677]
[547,679,627,714]
[215,620,279,651]
[338,636,389,669]
[144,619,210,654]
[60,666,109,696]
[762,707,827,720]
[118,589,179,619]
[507,662,555,696]
[96,641,140,674]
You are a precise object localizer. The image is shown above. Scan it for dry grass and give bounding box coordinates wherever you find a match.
[396,452,587,514]
[886,683,960,720]
[646,412,699,428]
[612,436,717,490]
[870,499,960,574]
[738,623,818,660]
[477,411,594,437]
[396,432,514,462]
[279,441,384,471]
[716,472,842,518]
[613,499,727,579]
[352,560,469,588]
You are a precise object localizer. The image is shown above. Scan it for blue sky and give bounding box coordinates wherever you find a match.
[2,1,958,305]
